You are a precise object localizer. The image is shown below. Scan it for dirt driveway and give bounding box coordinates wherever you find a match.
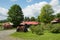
[0,29,22,40]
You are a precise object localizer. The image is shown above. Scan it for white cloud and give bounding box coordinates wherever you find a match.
[26,0,32,2]
[0,16,7,20]
[10,0,17,2]
[0,0,60,20]
[0,7,8,20]
[23,2,48,17]
[50,0,59,6]
[23,0,60,17]
[50,0,60,14]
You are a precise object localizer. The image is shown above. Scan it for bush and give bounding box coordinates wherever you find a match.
[30,23,60,34]
[50,24,60,33]
[30,24,44,35]
[35,25,44,35]
[30,25,36,33]
[45,23,53,30]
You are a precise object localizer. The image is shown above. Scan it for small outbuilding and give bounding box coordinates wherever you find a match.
[3,22,13,29]
[51,18,60,24]
[16,21,39,32]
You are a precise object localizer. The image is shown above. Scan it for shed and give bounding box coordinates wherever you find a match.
[3,22,13,29]
[51,18,60,23]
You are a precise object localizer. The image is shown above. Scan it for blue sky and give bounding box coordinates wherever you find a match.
[0,0,60,20]
[0,0,50,9]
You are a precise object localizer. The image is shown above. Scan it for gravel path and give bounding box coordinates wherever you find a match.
[0,29,22,40]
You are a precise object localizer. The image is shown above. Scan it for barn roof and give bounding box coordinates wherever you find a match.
[20,21,39,25]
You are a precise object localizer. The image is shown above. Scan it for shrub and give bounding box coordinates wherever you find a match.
[50,24,60,33]
[30,25,36,33]
[35,25,44,35]
[45,23,53,30]
[30,24,44,35]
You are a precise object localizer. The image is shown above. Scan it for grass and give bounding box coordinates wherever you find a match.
[0,23,3,31]
[11,31,60,40]
[0,25,4,31]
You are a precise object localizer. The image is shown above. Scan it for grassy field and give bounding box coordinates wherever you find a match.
[11,31,60,40]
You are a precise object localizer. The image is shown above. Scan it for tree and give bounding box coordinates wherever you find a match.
[24,17,30,21]
[0,20,8,23]
[39,4,54,23]
[30,17,36,21]
[56,13,60,18]
[37,16,40,22]
[8,4,24,27]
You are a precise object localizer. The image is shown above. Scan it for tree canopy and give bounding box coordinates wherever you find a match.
[39,4,54,23]
[56,13,60,18]
[24,17,30,21]
[8,4,24,27]
[30,17,36,21]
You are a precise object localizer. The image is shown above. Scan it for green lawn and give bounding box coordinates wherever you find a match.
[11,31,60,40]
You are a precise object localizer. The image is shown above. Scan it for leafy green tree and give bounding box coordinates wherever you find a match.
[24,17,30,21]
[0,20,8,23]
[30,17,36,21]
[8,4,24,27]
[56,13,60,18]
[39,4,54,23]
[37,16,40,22]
